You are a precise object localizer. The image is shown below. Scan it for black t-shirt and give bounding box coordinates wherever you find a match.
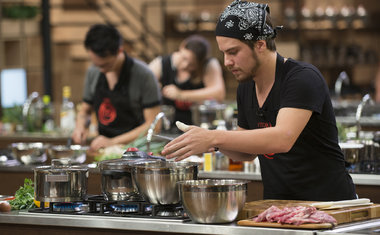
[237,53,356,201]
[86,54,160,137]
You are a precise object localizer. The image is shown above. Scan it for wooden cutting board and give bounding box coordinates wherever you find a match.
[237,220,334,229]
[237,200,380,229]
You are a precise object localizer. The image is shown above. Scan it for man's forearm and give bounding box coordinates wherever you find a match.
[219,149,256,161]
[76,113,90,130]
[111,122,150,146]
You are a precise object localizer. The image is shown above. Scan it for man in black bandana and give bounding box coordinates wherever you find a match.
[72,24,161,151]
[162,0,357,201]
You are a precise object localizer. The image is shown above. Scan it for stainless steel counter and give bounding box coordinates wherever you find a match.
[336,116,380,127]
[0,210,319,235]
[317,219,380,235]
[1,210,380,234]
[199,170,380,186]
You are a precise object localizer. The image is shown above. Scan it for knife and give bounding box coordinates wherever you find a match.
[311,198,371,209]
[152,134,174,142]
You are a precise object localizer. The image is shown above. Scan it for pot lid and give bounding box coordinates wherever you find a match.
[99,157,157,170]
[34,159,88,172]
[122,148,166,161]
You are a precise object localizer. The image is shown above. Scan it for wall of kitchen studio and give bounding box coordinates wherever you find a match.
[0,0,379,111]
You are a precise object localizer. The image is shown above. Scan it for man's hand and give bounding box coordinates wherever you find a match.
[162,84,182,100]
[90,135,114,151]
[162,122,215,161]
[72,127,87,145]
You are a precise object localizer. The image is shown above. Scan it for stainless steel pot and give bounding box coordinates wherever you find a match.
[99,158,154,201]
[132,161,198,205]
[340,142,364,173]
[178,179,248,224]
[34,159,89,202]
[99,148,164,201]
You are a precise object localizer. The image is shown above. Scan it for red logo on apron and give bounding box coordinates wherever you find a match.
[175,100,192,110]
[98,98,117,125]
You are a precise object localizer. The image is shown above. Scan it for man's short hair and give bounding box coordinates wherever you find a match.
[84,24,123,57]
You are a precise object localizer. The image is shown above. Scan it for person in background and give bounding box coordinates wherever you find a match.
[72,24,161,151]
[162,0,356,201]
[149,35,226,125]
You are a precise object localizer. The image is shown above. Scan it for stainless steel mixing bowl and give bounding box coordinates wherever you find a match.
[47,145,89,164]
[10,142,49,165]
[178,179,248,224]
[132,161,198,205]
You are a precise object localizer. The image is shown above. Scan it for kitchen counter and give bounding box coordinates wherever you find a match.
[0,132,93,148]
[1,165,379,186]
[0,209,333,235]
[199,170,380,186]
[1,210,380,235]
[336,116,380,129]
[1,165,380,204]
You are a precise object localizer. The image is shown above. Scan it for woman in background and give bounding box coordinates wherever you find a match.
[149,35,225,125]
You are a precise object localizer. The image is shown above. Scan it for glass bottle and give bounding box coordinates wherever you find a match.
[229,109,243,171]
[42,94,55,132]
[60,86,75,134]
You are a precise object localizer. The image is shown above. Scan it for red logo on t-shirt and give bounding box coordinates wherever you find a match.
[98,98,116,125]
[258,121,275,159]
[175,100,192,110]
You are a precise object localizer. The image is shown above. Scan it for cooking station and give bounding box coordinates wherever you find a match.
[1,209,380,235]
[1,167,380,235]
[1,143,380,234]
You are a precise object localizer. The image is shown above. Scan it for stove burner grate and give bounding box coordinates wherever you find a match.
[28,195,187,220]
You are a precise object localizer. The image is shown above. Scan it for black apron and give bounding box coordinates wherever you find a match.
[93,54,140,137]
[161,55,204,125]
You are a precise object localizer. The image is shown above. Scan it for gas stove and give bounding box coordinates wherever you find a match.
[28,195,188,220]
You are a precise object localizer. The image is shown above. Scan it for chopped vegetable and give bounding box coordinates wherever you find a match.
[9,178,36,210]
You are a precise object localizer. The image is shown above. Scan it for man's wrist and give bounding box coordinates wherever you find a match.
[177,90,184,100]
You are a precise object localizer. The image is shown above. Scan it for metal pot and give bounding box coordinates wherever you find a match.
[340,142,364,173]
[132,161,198,205]
[99,158,152,201]
[34,159,89,202]
[191,100,226,128]
[99,148,164,201]
[178,179,248,224]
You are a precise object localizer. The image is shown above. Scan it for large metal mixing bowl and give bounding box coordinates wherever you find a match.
[47,145,89,164]
[178,179,248,224]
[10,142,49,165]
[132,161,198,205]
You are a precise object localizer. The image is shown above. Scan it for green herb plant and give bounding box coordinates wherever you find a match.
[9,178,36,210]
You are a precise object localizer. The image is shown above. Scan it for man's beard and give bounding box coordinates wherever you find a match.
[236,50,260,83]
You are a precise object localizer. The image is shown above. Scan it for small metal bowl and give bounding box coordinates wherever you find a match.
[47,145,89,164]
[178,179,248,224]
[10,142,49,165]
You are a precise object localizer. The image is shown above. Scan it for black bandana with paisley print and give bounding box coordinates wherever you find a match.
[215,0,280,41]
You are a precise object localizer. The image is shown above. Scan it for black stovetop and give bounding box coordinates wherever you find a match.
[28,195,188,220]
